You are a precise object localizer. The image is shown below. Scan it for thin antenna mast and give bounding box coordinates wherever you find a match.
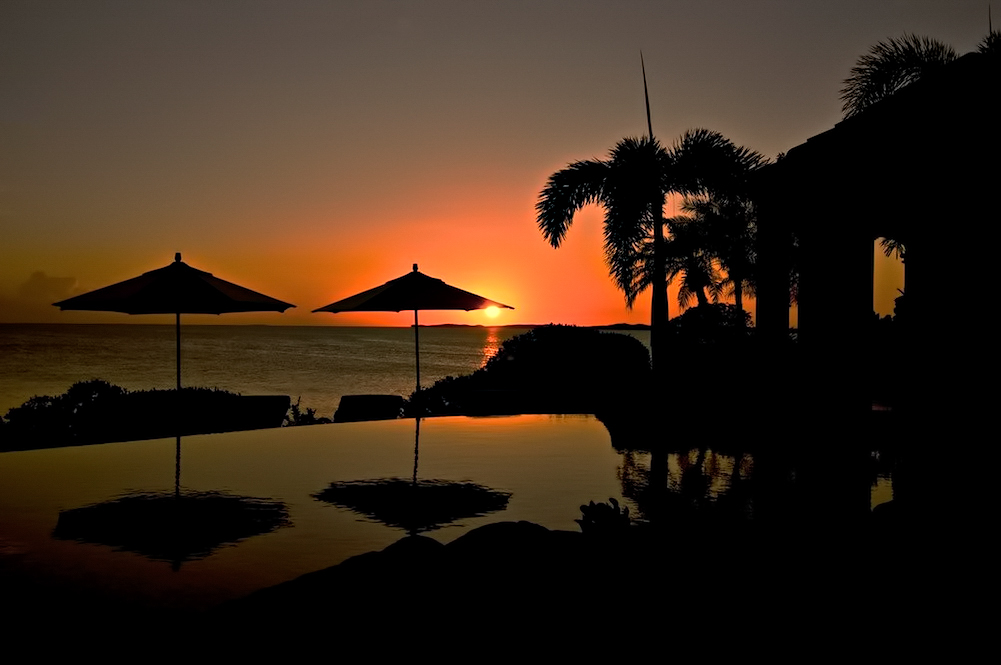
[641,51,654,139]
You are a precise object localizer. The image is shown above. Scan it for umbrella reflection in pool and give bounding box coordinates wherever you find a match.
[313,477,511,535]
[53,489,291,570]
[314,418,511,535]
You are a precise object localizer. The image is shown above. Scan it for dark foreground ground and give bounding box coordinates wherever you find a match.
[4,508,986,658]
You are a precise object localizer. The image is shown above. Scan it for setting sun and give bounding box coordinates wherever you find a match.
[484,306,501,319]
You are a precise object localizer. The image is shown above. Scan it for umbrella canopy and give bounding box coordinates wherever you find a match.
[53,252,294,315]
[54,253,294,391]
[313,264,511,313]
[313,264,512,393]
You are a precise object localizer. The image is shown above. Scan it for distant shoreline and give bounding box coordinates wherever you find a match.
[0,322,652,330]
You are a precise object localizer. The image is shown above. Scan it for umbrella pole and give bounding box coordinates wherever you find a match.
[413,309,420,394]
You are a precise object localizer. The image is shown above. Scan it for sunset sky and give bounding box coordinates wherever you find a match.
[1,1,987,326]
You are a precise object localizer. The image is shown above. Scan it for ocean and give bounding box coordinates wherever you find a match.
[0,324,650,418]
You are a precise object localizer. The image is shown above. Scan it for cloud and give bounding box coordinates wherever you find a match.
[16,271,78,303]
[0,271,81,322]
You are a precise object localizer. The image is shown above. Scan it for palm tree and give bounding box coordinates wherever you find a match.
[980,30,1000,55]
[634,214,723,311]
[537,129,765,369]
[536,135,672,371]
[840,34,957,118]
[635,140,765,317]
[669,131,766,323]
[666,215,724,310]
[680,194,758,320]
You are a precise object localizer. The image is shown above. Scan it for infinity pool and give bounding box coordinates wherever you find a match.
[0,415,636,610]
[0,414,891,612]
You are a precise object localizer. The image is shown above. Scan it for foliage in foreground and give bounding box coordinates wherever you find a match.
[664,303,753,345]
[284,397,332,426]
[0,379,290,451]
[576,498,631,536]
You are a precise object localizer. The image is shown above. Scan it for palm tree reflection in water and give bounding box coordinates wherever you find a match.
[618,448,756,526]
[618,439,902,533]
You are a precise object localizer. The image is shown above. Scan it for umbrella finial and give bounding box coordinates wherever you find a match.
[175,252,182,263]
[413,263,418,272]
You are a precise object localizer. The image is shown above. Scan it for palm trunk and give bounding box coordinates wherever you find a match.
[650,193,668,379]
[695,285,709,307]
[733,271,745,326]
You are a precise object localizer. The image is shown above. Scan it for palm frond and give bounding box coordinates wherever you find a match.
[880,237,905,260]
[536,159,608,247]
[840,34,957,118]
[705,262,727,303]
[978,30,1000,55]
[676,282,698,310]
[599,136,669,305]
[602,183,651,307]
[670,129,767,198]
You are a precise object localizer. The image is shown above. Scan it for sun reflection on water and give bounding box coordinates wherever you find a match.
[480,327,502,367]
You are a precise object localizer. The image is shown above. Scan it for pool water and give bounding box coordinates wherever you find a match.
[0,414,889,611]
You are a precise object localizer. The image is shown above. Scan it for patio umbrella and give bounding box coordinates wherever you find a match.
[313,264,512,393]
[53,252,295,392]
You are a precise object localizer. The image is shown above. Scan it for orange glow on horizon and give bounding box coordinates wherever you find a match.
[4,151,876,329]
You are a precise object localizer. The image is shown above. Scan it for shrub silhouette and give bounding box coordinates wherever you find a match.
[1,380,289,451]
[406,325,651,416]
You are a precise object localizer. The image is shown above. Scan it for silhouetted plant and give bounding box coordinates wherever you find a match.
[840,34,957,118]
[1,379,126,443]
[284,396,330,426]
[576,497,631,535]
[664,303,752,345]
[979,30,1001,55]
